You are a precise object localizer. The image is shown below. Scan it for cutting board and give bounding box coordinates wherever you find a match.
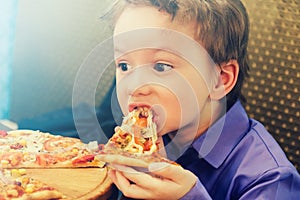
[26,168,113,200]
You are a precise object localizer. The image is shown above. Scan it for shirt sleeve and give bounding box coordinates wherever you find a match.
[239,166,300,200]
[180,166,300,200]
[180,179,212,200]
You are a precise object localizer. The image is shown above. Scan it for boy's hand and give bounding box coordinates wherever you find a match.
[108,162,197,200]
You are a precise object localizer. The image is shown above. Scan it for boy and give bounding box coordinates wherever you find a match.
[98,0,300,199]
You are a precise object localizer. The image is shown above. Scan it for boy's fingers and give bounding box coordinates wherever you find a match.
[109,164,155,188]
[112,170,153,199]
[148,162,196,183]
[109,164,143,175]
[109,163,196,200]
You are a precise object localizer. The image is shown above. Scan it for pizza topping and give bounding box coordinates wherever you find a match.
[10,143,24,150]
[0,130,8,137]
[72,154,95,165]
[36,154,60,166]
[104,107,158,156]
[10,169,26,178]
[6,185,23,198]
[43,137,81,152]
[143,138,153,152]
[0,152,23,167]
[87,141,99,152]
[136,117,147,128]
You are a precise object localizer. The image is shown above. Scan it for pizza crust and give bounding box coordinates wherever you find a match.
[18,190,63,200]
[97,154,150,168]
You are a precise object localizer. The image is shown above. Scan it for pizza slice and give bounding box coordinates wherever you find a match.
[98,107,177,168]
[105,107,158,155]
[0,168,64,200]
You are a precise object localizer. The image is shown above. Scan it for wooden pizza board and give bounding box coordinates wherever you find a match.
[26,167,113,200]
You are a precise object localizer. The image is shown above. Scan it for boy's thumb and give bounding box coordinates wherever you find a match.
[149,162,170,172]
[148,162,183,180]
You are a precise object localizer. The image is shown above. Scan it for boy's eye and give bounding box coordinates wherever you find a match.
[153,63,173,72]
[117,63,131,72]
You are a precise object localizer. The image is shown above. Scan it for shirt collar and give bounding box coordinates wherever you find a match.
[192,101,250,168]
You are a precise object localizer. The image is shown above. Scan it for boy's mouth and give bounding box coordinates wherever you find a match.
[134,106,151,118]
[129,104,166,133]
[129,104,160,124]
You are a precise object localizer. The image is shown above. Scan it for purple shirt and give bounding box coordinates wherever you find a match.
[168,101,300,199]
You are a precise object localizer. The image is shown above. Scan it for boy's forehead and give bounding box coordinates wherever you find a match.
[113,28,184,55]
[114,28,212,66]
[113,6,198,42]
[113,6,200,60]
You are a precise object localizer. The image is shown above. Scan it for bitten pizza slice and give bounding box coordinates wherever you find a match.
[107,107,158,155]
[98,107,177,168]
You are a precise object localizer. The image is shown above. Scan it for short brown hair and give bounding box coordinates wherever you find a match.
[104,0,250,110]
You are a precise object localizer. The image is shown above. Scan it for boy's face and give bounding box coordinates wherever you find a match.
[113,6,221,141]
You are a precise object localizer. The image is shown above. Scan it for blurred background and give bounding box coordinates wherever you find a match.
[1,0,114,121]
[0,0,18,120]
[0,0,299,170]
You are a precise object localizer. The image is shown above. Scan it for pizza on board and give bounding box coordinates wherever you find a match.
[0,130,104,169]
[0,129,110,200]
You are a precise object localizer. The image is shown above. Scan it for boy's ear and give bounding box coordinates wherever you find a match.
[210,60,239,100]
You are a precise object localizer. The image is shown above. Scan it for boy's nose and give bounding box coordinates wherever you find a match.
[127,78,151,97]
[124,66,153,97]
[129,85,152,98]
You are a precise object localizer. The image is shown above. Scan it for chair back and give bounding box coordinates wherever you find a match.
[242,0,300,171]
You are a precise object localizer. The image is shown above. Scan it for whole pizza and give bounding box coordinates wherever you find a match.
[0,130,106,199]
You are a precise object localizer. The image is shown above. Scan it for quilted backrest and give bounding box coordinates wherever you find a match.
[242,0,300,171]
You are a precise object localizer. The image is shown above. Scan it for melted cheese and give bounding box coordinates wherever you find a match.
[118,108,158,155]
